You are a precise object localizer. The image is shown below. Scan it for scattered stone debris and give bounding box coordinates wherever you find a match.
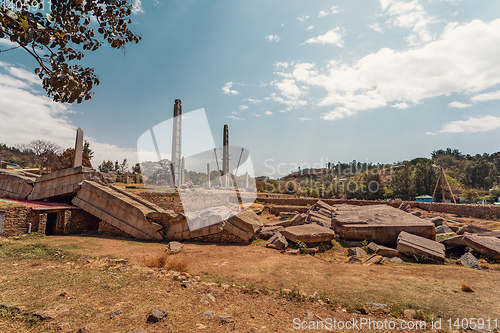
[219,313,235,324]
[266,232,288,250]
[258,225,284,239]
[428,217,444,226]
[223,209,263,242]
[397,231,445,263]
[398,201,411,212]
[440,235,465,250]
[201,310,215,319]
[348,247,367,258]
[367,242,398,257]
[110,309,123,319]
[147,308,168,323]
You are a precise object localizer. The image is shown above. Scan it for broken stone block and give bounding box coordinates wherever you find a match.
[315,200,334,213]
[348,247,367,258]
[281,224,335,244]
[477,231,500,239]
[258,225,284,240]
[348,255,362,263]
[304,246,319,254]
[456,225,491,235]
[265,220,293,228]
[286,248,299,255]
[440,235,465,250]
[224,209,263,241]
[367,242,379,253]
[397,231,445,263]
[364,255,384,266]
[463,236,500,260]
[398,201,411,212]
[459,252,480,269]
[289,213,307,226]
[390,257,403,264]
[436,225,454,234]
[332,205,435,245]
[411,211,422,217]
[266,232,288,250]
[375,245,399,257]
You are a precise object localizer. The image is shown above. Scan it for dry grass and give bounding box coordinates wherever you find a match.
[461,281,474,292]
[143,253,189,272]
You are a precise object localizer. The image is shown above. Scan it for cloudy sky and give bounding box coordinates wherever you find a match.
[1,0,500,177]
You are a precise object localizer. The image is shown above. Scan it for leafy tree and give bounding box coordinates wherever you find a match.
[412,160,438,196]
[0,1,141,103]
[18,139,61,173]
[390,164,413,199]
[132,163,141,174]
[98,160,115,173]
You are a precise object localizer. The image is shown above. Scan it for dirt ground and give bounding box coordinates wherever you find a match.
[1,231,499,333]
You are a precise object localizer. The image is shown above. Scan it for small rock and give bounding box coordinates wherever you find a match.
[147,308,168,323]
[201,310,214,319]
[110,259,127,264]
[348,255,362,263]
[205,293,216,303]
[196,323,207,329]
[303,312,315,321]
[77,325,90,333]
[167,241,183,253]
[436,225,453,234]
[398,201,411,212]
[304,247,319,254]
[110,309,122,319]
[348,247,367,257]
[390,257,403,264]
[429,217,444,226]
[219,313,235,324]
[181,280,195,288]
[173,275,187,282]
[286,249,299,255]
[411,211,422,217]
[460,252,480,269]
[404,309,417,319]
[32,304,70,321]
[366,302,389,310]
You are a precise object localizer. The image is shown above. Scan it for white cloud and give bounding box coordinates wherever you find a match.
[299,117,312,121]
[297,15,310,22]
[274,79,304,99]
[307,25,314,31]
[132,0,144,14]
[222,81,239,95]
[318,10,328,18]
[239,105,248,110]
[226,115,245,121]
[392,102,410,109]
[368,22,384,32]
[265,111,273,116]
[319,6,340,17]
[245,98,261,104]
[438,115,500,134]
[276,19,500,120]
[275,61,290,69]
[253,114,261,117]
[321,107,355,121]
[0,39,19,49]
[0,62,137,166]
[265,35,280,42]
[380,0,435,45]
[303,27,344,47]
[448,101,471,108]
[471,90,500,103]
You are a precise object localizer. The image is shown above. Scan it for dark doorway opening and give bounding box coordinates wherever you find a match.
[46,213,58,235]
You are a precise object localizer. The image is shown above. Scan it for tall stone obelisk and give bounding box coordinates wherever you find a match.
[171,99,182,187]
[207,163,211,188]
[222,124,229,187]
[73,127,84,168]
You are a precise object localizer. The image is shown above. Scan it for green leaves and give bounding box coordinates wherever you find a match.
[0,0,141,103]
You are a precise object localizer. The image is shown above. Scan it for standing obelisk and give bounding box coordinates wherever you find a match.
[171,99,182,187]
[222,124,229,187]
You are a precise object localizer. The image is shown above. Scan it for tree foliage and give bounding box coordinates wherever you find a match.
[0,0,141,103]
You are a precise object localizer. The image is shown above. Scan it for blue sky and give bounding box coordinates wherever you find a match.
[1,0,500,177]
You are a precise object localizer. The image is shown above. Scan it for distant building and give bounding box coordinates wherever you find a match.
[415,195,433,203]
[1,161,21,169]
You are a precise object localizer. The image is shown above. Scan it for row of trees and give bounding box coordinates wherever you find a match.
[258,149,500,203]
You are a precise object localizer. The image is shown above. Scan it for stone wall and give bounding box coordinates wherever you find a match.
[255,197,500,220]
[98,220,131,238]
[68,209,100,234]
[0,206,30,237]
